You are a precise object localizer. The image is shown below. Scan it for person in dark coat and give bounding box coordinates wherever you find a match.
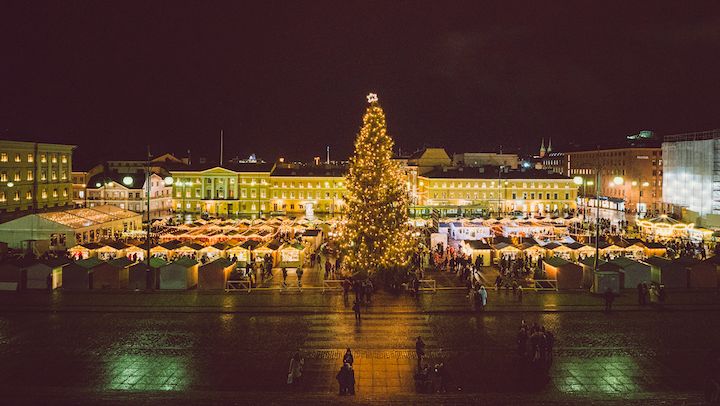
[415,336,425,369]
[352,300,361,322]
[343,348,354,366]
[604,287,614,312]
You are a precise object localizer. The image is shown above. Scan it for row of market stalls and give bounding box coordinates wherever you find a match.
[156,217,328,244]
[437,215,579,240]
[545,254,719,292]
[461,238,668,266]
[68,231,322,268]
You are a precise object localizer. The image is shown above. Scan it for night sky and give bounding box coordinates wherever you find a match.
[2,1,720,167]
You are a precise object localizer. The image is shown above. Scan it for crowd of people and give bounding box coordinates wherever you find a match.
[516,320,555,367]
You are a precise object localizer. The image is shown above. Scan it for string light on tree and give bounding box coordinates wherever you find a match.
[339,93,413,280]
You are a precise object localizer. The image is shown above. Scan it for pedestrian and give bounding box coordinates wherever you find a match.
[637,282,646,306]
[517,285,523,303]
[296,268,304,289]
[517,326,528,357]
[336,363,348,395]
[352,299,361,322]
[415,336,426,370]
[342,278,350,304]
[364,280,373,304]
[479,285,488,310]
[325,259,331,279]
[604,287,614,312]
[343,348,354,366]
[436,362,449,393]
[287,351,304,386]
[658,284,666,308]
[282,267,288,287]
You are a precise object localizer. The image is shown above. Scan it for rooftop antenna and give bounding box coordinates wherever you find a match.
[220,129,224,166]
[326,146,330,164]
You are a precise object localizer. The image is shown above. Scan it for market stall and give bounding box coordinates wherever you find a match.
[624,243,646,260]
[25,258,68,290]
[124,244,146,261]
[198,258,234,290]
[301,229,323,251]
[63,257,105,290]
[199,244,223,262]
[492,242,521,263]
[68,242,104,260]
[687,257,719,288]
[175,242,202,260]
[128,257,168,290]
[253,240,280,266]
[610,257,652,289]
[92,257,131,289]
[462,240,492,266]
[642,242,668,258]
[591,265,622,294]
[644,256,687,288]
[521,242,546,264]
[159,257,199,290]
[0,263,23,291]
[278,242,306,268]
[548,243,574,261]
[542,257,583,290]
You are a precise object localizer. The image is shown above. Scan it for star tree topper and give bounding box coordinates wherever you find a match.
[366,93,378,103]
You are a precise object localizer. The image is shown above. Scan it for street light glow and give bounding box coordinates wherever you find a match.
[573,176,583,185]
[613,176,624,185]
[164,176,174,186]
[123,176,133,186]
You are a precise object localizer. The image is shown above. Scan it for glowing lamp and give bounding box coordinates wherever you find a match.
[6,182,13,188]
[613,176,624,185]
[164,176,174,185]
[95,182,102,188]
[123,176,133,186]
[573,176,583,185]
[642,181,650,187]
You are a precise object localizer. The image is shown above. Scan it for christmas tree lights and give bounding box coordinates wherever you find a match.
[339,94,413,279]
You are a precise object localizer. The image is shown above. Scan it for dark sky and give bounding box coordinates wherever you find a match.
[2,1,720,167]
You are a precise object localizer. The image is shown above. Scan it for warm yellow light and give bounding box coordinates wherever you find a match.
[613,176,624,185]
[573,176,583,185]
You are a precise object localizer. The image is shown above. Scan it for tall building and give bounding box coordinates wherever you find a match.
[0,140,75,216]
[662,129,720,226]
[565,147,663,214]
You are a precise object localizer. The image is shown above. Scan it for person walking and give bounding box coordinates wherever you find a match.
[637,282,646,306]
[604,287,614,312]
[517,285,523,303]
[352,299,361,322]
[296,268,304,290]
[517,326,528,358]
[343,348,354,366]
[415,336,426,370]
[479,285,488,310]
[281,267,288,288]
[287,351,304,386]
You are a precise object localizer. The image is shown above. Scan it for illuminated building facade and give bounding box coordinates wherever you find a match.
[662,129,720,226]
[0,140,74,215]
[85,172,173,216]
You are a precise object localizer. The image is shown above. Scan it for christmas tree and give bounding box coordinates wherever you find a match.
[340,93,414,279]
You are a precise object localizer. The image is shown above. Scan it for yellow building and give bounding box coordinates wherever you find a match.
[414,166,577,217]
[167,152,577,218]
[0,140,74,215]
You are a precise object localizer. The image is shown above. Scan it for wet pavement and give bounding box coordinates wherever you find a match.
[0,289,717,404]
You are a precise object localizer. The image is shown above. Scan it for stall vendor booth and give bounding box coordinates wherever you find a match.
[542,257,583,290]
[199,245,223,262]
[198,258,234,290]
[624,243,646,260]
[68,242,103,260]
[521,242,546,265]
[93,257,131,289]
[592,264,622,294]
[462,240,492,267]
[301,229,323,251]
[175,243,202,260]
[95,244,120,261]
[64,257,105,290]
[644,256,687,288]
[226,241,253,265]
[128,257,168,290]
[278,243,306,268]
[253,241,280,267]
[610,257,652,289]
[549,243,574,261]
[599,242,625,260]
[0,262,24,291]
[124,244,146,261]
[573,244,595,261]
[493,242,521,263]
[25,258,68,290]
[159,257,199,290]
[578,257,607,289]
[687,257,719,288]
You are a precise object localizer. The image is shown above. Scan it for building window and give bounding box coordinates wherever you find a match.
[13,172,20,181]
[27,170,33,181]
[0,172,5,182]
[13,191,20,201]
[61,171,67,180]
[41,189,47,199]
[63,188,68,197]
[51,154,57,163]
[27,154,33,163]
[0,191,5,202]
[26,191,32,200]
[61,155,67,164]
[14,154,21,162]
[40,154,47,163]
[0,153,7,162]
